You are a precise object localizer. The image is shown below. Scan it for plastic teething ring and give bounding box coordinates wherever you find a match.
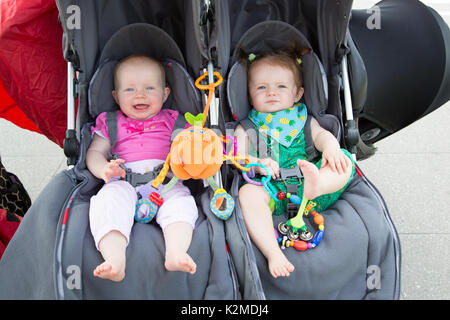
[242,163,266,186]
[194,71,223,127]
[210,190,235,220]
[261,175,278,199]
[226,152,250,172]
[242,163,279,200]
[194,71,223,90]
[223,135,237,157]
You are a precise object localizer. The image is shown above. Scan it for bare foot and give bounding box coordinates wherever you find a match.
[165,253,197,274]
[267,250,295,278]
[93,257,125,282]
[297,159,321,200]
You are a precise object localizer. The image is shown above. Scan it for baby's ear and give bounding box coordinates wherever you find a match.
[163,87,170,102]
[296,87,305,101]
[112,90,119,104]
[247,89,253,106]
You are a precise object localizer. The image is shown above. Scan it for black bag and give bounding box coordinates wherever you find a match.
[0,157,31,220]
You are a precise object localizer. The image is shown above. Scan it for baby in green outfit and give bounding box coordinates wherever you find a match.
[234,49,355,278]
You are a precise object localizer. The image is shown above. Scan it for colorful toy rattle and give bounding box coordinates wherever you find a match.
[134,180,165,223]
[238,159,325,251]
[277,198,325,251]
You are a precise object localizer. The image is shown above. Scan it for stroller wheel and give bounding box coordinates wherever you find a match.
[278,222,289,235]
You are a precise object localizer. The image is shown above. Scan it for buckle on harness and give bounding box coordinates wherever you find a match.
[278,166,303,193]
[275,167,303,218]
[121,163,164,187]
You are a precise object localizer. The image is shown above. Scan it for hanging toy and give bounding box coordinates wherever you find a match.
[210,187,235,220]
[151,70,237,221]
[170,112,223,180]
[240,159,325,251]
[237,158,285,213]
[134,152,175,224]
[278,195,311,241]
[277,197,325,251]
[135,189,164,223]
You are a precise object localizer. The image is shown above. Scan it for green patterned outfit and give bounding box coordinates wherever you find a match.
[247,103,355,215]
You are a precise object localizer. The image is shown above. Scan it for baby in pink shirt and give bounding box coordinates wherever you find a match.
[92,107,178,163]
[86,54,198,282]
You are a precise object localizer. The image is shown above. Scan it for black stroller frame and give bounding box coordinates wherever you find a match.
[2,0,449,300]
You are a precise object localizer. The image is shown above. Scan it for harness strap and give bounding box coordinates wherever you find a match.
[106,110,119,161]
[240,118,270,158]
[171,112,188,142]
[126,163,164,187]
[303,115,318,161]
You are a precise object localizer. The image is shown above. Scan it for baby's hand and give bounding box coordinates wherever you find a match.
[321,148,351,175]
[256,157,280,180]
[102,158,126,183]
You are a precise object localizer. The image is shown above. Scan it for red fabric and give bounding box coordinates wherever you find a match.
[0,77,40,133]
[0,0,67,147]
[0,241,5,258]
[0,208,22,259]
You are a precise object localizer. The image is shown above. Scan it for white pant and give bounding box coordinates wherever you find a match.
[89,159,198,249]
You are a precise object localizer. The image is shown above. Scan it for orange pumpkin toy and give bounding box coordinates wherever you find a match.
[169,113,223,180]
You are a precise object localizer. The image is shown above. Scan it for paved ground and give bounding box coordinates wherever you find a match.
[0,0,448,300]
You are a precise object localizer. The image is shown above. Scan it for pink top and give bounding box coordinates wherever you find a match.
[91,109,179,162]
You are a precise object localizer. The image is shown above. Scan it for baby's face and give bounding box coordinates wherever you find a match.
[113,59,169,121]
[248,62,304,113]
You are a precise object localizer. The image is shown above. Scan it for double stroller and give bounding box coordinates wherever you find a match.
[1,0,449,300]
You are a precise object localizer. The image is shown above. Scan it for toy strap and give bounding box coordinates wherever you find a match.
[194,71,223,128]
[152,153,171,189]
[161,176,179,194]
[206,176,220,191]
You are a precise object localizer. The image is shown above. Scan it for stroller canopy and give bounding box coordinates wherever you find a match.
[0,0,66,145]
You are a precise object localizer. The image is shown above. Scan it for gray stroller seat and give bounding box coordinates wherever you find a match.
[0,23,238,300]
[223,20,401,300]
